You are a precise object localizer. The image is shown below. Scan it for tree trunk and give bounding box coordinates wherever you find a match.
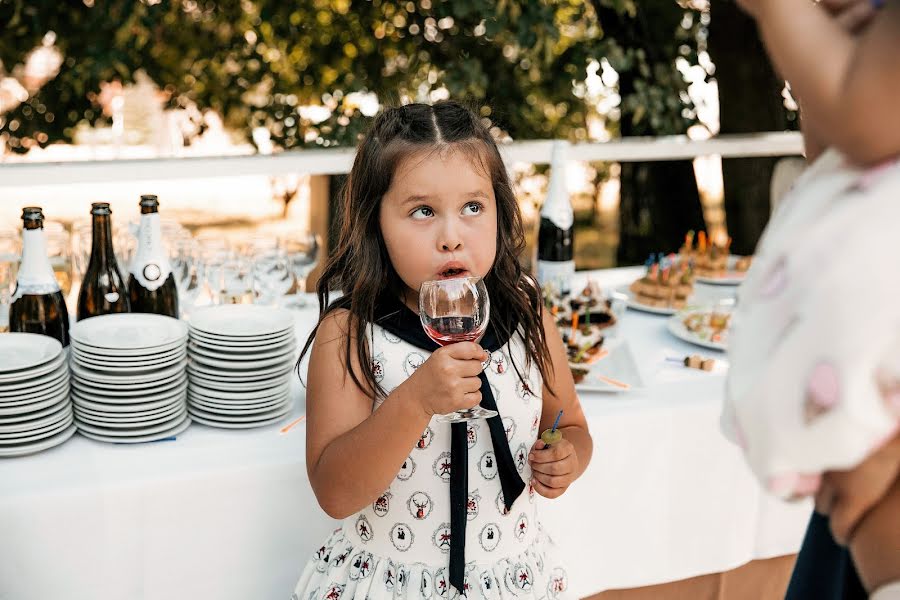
[708,2,795,255]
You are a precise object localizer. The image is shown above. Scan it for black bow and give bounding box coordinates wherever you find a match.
[373,292,525,593]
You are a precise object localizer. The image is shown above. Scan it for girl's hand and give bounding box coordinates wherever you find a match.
[404,342,488,418]
[528,437,580,499]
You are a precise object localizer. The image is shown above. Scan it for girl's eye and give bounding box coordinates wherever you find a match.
[411,206,434,219]
[462,202,484,216]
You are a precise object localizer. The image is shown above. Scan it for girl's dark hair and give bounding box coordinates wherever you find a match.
[297,100,554,398]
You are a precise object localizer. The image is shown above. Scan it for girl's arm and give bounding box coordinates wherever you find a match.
[528,309,593,498]
[305,310,487,519]
[745,0,900,165]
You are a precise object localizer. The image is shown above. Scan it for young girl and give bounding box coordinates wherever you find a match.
[291,101,592,600]
[728,1,900,599]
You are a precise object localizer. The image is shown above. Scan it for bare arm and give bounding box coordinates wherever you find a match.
[747,0,900,165]
[527,309,593,498]
[306,310,487,519]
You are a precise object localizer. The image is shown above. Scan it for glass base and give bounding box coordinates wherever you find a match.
[435,406,499,423]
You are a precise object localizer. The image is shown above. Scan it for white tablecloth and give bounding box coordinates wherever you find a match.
[0,268,811,599]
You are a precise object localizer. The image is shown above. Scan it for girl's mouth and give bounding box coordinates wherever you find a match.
[438,267,469,279]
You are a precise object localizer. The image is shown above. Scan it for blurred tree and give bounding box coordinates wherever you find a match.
[2,0,741,267]
[707,1,797,255]
[590,0,707,265]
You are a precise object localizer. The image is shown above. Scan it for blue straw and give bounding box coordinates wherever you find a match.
[551,410,563,432]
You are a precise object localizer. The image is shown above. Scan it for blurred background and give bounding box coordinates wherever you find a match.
[0,0,802,305]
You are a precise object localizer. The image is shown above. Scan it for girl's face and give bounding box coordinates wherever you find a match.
[379,146,498,309]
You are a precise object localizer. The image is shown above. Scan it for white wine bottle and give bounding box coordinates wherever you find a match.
[9,207,71,346]
[127,195,179,318]
[536,141,575,295]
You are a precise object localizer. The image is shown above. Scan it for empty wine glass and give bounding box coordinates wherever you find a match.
[252,249,293,306]
[418,276,497,422]
[282,232,321,308]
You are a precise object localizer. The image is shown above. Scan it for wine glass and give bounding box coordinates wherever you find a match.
[252,249,293,306]
[418,276,497,422]
[282,232,321,308]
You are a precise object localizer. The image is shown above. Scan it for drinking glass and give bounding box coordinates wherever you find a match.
[282,232,321,308]
[252,249,293,306]
[418,276,497,422]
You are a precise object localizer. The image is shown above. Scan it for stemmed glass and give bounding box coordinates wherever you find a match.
[282,232,320,308]
[418,276,497,422]
[252,248,293,306]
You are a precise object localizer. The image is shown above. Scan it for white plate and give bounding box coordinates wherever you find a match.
[72,394,185,414]
[75,405,187,430]
[189,330,294,348]
[0,333,63,373]
[0,397,70,424]
[72,338,185,357]
[572,339,645,393]
[70,380,189,405]
[188,305,295,338]
[77,416,191,444]
[0,374,69,404]
[72,351,187,373]
[74,401,182,423]
[694,255,749,286]
[188,395,289,414]
[75,408,189,437]
[0,386,69,414]
[189,352,295,371]
[0,405,71,434]
[71,373,187,397]
[72,344,186,364]
[666,311,729,352]
[187,357,294,378]
[189,409,291,430]
[188,371,292,391]
[0,352,67,384]
[188,401,292,423]
[0,414,74,445]
[0,410,73,440]
[0,366,69,398]
[70,313,188,350]
[70,359,187,385]
[615,284,685,316]
[187,340,296,361]
[0,424,76,458]
[188,381,290,402]
[0,361,68,393]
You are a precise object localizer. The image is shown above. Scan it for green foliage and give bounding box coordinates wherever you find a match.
[0,0,697,153]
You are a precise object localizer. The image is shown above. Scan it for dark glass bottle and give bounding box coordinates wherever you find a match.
[535,141,575,295]
[77,202,131,320]
[127,195,179,318]
[9,207,71,346]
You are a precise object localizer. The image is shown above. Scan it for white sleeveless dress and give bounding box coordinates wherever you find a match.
[292,323,572,600]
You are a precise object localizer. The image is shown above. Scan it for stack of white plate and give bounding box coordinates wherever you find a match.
[0,334,75,457]
[69,314,191,443]
[187,305,297,429]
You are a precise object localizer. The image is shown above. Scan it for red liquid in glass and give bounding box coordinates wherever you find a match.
[424,316,481,346]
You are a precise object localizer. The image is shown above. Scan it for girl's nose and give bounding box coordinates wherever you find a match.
[438,221,463,252]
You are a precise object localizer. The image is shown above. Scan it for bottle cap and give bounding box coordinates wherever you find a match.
[90,202,112,215]
[139,194,159,208]
[22,206,44,223]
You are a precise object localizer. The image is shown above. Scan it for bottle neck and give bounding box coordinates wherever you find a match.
[89,214,116,266]
[541,142,574,231]
[15,227,60,297]
[129,212,172,291]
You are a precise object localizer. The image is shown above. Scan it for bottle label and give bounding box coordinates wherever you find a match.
[12,229,61,301]
[129,213,172,292]
[537,260,575,295]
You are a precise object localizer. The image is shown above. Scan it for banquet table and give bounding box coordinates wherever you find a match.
[0,267,812,600]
